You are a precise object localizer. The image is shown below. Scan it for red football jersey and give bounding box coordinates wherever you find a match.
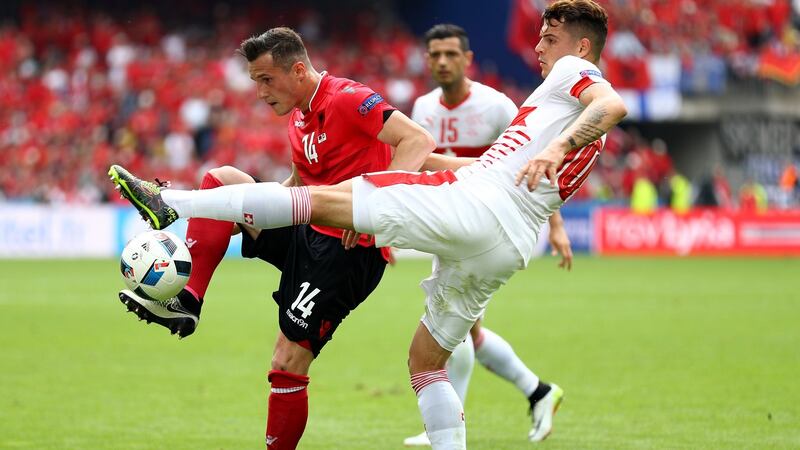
[287,73,395,248]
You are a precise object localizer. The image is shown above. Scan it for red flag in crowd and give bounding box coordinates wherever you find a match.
[758,46,800,86]
[507,0,543,70]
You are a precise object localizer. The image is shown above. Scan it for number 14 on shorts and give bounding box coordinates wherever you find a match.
[292,281,319,319]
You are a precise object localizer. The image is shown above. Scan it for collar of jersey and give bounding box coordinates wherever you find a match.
[307,71,329,114]
[439,87,472,111]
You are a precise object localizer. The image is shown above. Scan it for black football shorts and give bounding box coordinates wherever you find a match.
[241,224,386,356]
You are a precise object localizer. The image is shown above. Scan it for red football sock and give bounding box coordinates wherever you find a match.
[184,172,234,300]
[265,370,310,450]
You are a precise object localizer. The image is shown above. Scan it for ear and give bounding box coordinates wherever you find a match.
[578,37,592,59]
[292,60,306,79]
[465,50,474,67]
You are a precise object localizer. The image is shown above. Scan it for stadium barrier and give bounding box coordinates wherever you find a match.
[0,205,242,258]
[1,205,798,258]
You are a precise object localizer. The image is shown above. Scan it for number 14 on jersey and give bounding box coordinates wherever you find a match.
[302,132,319,164]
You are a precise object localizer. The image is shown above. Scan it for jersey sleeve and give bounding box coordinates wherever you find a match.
[549,56,610,104]
[493,94,519,135]
[410,97,424,125]
[332,83,396,138]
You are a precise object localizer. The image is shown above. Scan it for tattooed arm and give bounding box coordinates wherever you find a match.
[515,83,627,191]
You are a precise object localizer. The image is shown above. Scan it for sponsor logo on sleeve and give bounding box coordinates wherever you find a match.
[358,93,384,116]
[580,69,603,78]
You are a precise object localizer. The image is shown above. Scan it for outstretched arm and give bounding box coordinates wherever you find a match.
[421,153,476,172]
[516,83,627,191]
[378,112,436,171]
[341,111,435,249]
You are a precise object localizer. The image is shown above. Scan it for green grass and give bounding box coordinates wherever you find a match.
[1,257,799,449]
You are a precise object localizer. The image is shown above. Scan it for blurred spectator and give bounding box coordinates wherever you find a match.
[794,0,800,29]
[695,166,733,208]
[631,176,658,214]
[669,171,692,214]
[778,160,798,207]
[713,165,734,209]
[164,122,195,170]
[607,26,647,59]
[739,178,769,213]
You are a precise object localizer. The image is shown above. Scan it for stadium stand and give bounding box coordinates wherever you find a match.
[0,1,798,208]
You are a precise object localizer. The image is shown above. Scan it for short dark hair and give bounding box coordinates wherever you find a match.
[543,0,608,58]
[424,24,470,52]
[237,27,309,71]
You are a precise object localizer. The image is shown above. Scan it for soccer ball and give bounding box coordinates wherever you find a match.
[119,230,192,301]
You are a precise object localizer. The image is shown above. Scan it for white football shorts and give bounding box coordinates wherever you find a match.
[352,171,524,351]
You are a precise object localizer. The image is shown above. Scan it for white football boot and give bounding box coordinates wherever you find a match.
[403,431,431,447]
[528,383,564,442]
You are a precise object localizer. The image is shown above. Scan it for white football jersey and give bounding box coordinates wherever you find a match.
[411,82,518,157]
[457,55,610,263]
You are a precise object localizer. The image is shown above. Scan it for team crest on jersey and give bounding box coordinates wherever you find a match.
[580,69,603,78]
[341,86,356,94]
[358,93,383,115]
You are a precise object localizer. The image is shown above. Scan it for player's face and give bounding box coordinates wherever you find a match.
[426,37,473,87]
[248,52,304,116]
[535,19,582,78]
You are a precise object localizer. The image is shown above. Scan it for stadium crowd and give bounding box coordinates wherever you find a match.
[0,1,797,207]
[603,0,800,91]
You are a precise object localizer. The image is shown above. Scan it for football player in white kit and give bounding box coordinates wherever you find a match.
[404,23,573,447]
[110,2,626,448]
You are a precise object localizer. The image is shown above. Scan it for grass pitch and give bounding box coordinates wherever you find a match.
[1,256,798,449]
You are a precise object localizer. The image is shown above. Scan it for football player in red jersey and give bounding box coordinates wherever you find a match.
[114,27,434,450]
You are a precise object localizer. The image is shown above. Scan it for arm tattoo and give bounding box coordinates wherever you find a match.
[587,106,607,125]
[571,105,609,147]
[567,136,578,148]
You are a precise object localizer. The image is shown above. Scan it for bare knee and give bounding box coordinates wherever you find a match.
[408,324,451,375]
[408,345,449,375]
[271,333,314,375]
[208,165,255,186]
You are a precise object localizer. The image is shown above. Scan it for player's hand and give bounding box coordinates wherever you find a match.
[386,247,397,266]
[549,223,573,271]
[341,229,362,250]
[515,143,566,191]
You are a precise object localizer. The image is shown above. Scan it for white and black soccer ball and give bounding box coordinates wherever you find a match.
[120,230,192,301]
